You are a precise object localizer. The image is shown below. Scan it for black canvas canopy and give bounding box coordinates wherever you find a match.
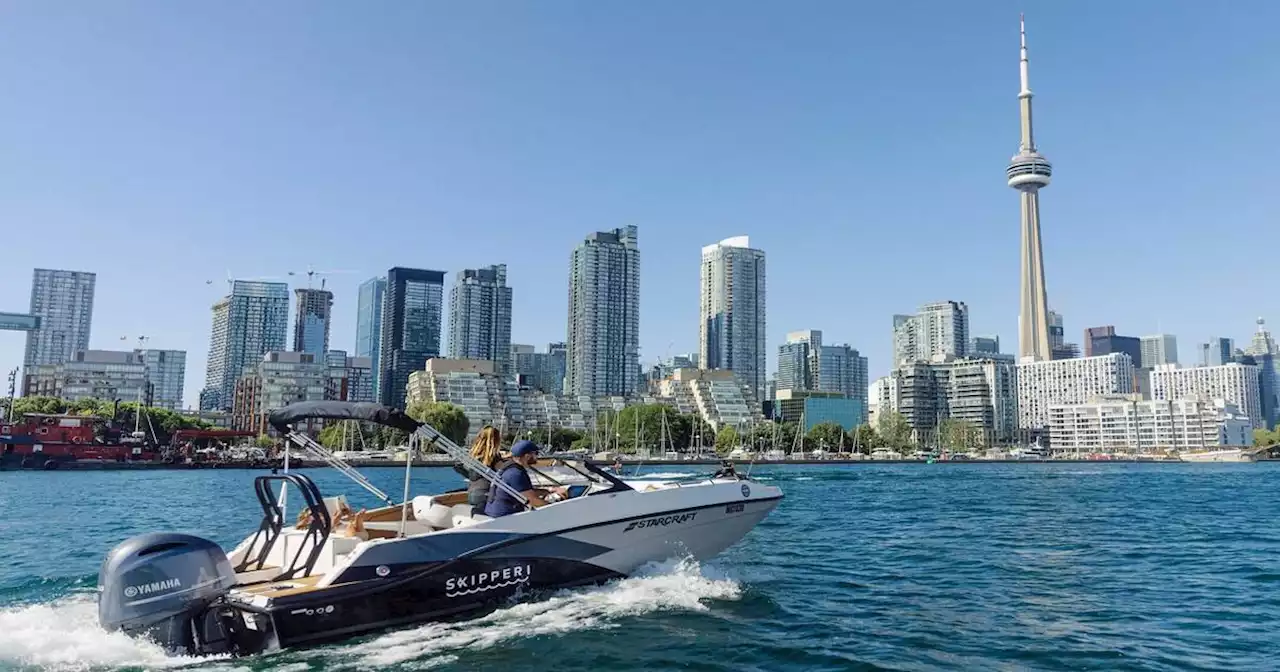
[268,401,422,435]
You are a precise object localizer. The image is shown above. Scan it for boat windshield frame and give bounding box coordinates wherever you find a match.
[532,453,634,494]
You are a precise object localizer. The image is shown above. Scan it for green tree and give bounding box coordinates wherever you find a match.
[255,434,275,449]
[877,410,914,450]
[1254,428,1279,447]
[714,425,740,456]
[853,423,880,453]
[406,400,470,445]
[569,435,593,453]
[805,422,846,452]
[744,422,780,452]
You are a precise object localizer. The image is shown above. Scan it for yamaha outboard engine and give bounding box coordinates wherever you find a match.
[97,532,238,654]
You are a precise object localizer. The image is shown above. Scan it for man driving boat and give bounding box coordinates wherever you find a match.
[484,439,570,517]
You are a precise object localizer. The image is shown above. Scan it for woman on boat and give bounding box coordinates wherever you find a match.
[455,426,503,511]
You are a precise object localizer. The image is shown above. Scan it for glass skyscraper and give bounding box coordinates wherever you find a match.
[293,288,334,357]
[355,276,386,394]
[699,236,767,403]
[448,264,513,374]
[565,226,640,397]
[202,280,289,411]
[378,267,445,409]
[24,268,95,369]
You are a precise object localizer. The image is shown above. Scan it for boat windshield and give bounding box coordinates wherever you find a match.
[523,455,632,495]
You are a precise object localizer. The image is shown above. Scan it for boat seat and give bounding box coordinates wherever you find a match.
[412,495,455,530]
[451,503,490,527]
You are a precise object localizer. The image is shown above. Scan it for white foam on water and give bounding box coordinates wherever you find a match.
[793,477,814,481]
[626,472,698,479]
[0,593,230,671]
[332,556,740,669]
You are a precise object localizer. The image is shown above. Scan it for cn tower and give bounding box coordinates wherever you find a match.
[1007,15,1053,361]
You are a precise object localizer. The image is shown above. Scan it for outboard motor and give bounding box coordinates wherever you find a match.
[97,532,238,654]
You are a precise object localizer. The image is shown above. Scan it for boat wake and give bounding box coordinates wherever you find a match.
[335,556,741,668]
[0,557,740,671]
[0,592,225,671]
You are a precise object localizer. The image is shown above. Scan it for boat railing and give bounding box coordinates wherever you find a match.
[236,473,332,580]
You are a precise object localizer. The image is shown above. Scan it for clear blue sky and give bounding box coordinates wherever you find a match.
[2,2,1277,408]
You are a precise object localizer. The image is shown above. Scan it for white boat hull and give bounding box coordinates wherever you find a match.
[1179,449,1256,463]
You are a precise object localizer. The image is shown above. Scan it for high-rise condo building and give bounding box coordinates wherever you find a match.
[1149,363,1262,429]
[894,357,1018,445]
[1243,318,1278,428]
[1140,334,1178,368]
[565,226,640,397]
[448,264,513,374]
[139,348,187,410]
[511,342,567,394]
[355,276,387,394]
[293,287,334,357]
[1008,16,1054,361]
[699,236,767,402]
[775,329,868,423]
[23,269,96,378]
[892,301,969,365]
[1084,326,1143,367]
[1017,353,1136,431]
[202,280,289,411]
[377,267,445,410]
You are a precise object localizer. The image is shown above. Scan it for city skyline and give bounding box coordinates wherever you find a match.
[1,5,1277,407]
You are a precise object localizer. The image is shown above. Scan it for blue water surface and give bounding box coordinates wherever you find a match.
[0,462,1276,671]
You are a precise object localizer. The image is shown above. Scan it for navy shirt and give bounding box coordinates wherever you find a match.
[484,464,533,517]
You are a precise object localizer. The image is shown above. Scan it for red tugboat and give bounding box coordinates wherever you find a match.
[0,409,160,469]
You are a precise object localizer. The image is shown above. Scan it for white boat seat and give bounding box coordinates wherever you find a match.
[412,495,455,529]
[322,495,351,520]
[451,503,490,527]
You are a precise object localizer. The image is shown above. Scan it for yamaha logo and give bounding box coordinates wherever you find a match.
[123,577,181,598]
[741,483,751,498]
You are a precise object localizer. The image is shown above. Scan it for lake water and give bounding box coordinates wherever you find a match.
[1,462,1276,671]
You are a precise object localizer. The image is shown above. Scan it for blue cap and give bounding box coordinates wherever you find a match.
[510,439,541,457]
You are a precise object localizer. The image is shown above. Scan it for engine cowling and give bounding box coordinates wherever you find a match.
[97,532,237,654]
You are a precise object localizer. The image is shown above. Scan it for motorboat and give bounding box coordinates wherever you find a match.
[95,401,782,657]
[1177,447,1258,463]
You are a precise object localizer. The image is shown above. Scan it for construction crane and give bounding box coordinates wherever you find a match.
[286,267,358,290]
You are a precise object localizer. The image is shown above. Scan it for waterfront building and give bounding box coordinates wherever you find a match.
[1148,363,1263,430]
[565,226,640,397]
[292,287,334,357]
[892,357,1018,446]
[1008,17,1054,361]
[325,350,374,403]
[511,342,567,395]
[699,236,767,403]
[377,267,446,410]
[232,351,329,435]
[651,368,763,432]
[1199,337,1234,367]
[23,269,96,383]
[355,276,386,393]
[137,348,186,410]
[1140,334,1178,368]
[777,330,821,392]
[448,265,513,374]
[1049,396,1252,453]
[1243,318,1278,429]
[816,344,869,423]
[892,301,969,365]
[1017,353,1135,431]
[23,349,147,403]
[203,280,290,411]
[869,376,899,426]
[406,358,514,440]
[775,389,861,434]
